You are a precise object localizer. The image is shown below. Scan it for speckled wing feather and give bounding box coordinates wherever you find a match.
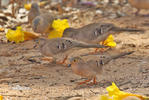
[37,37,106,57]
[63,22,144,44]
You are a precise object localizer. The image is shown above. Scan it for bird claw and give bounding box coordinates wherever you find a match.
[86,82,97,86]
[89,48,109,54]
[56,56,68,66]
[98,48,107,53]
[77,79,92,85]
[56,61,68,67]
[77,81,97,86]
[78,77,97,86]
[87,77,97,85]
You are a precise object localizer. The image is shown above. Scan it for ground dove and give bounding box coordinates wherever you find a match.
[128,0,149,15]
[68,51,134,85]
[28,2,55,34]
[63,22,144,44]
[35,37,106,64]
[32,13,55,34]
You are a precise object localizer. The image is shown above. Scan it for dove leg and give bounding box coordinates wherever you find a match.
[135,9,140,16]
[88,46,101,54]
[98,41,106,52]
[99,47,110,53]
[94,48,99,53]
[78,79,92,85]
[98,41,111,52]
[56,56,68,65]
[86,77,97,86]
[88,48,102,54]
[93,77,97,84]
[90,41,107,54]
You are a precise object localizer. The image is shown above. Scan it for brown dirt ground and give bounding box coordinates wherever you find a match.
[0,15,149,100]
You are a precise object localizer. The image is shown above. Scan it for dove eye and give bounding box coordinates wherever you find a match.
[73,59,77,62]
[74,58,80,63]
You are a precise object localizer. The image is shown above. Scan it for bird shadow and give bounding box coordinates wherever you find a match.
[72,79,112,90]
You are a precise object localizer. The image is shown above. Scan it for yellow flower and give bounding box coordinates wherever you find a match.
[106,82,126,100]
[100,82,149,100]
[100,34,116,47]
[48,19,69,39]
[105,82,146,100]
[6,26,39,43]
[100,94,113,100]
[0,96,2,100]
[24,3,31,10]
[6,26,24,43]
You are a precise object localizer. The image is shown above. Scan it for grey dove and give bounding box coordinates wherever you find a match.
[35,37,106,64]
[63,22,144,44]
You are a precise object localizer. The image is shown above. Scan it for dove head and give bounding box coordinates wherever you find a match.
[63,28,76,37]
[31,3,39,11]
[68,57,83,67]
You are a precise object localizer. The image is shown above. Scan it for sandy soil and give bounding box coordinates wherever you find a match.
[0,10,149,100]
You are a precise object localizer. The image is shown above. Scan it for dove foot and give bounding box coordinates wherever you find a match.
[77,79,92,85]
[56,56,68,66]
[86,77,97,86]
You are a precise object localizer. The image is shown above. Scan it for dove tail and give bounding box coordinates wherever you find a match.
[112,27,144,33]
[76,43,106,48]
[104,51,134,64]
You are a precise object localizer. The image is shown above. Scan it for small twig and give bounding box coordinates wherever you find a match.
[90,90,100,95]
